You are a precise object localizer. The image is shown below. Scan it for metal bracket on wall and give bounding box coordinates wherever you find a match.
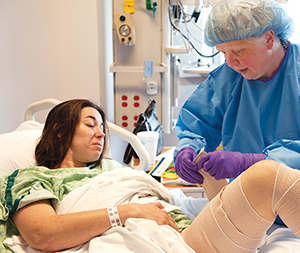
[109,63,168,73]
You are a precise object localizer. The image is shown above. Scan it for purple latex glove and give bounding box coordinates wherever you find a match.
[175,147,204,184]
[197,150,265,180]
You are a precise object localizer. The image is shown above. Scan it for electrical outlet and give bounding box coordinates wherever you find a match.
[147,81,157,95]
[124,0,135,13]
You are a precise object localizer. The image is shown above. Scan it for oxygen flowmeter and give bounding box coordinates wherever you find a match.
[146,0,157,17]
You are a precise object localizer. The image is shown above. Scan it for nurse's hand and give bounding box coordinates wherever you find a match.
[197,150,265,180]
[175,147,204,184]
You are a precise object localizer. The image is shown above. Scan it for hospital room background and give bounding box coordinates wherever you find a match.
[0,0,299,165]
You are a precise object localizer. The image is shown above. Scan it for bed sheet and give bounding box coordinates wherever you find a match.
[257,226,300,252]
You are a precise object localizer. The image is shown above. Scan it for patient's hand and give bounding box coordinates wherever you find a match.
[119,202,177,231]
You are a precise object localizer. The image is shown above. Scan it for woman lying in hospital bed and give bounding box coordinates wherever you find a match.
[1,99,300,253]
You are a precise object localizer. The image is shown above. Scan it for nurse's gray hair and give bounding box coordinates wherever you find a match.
[204,0,294,47]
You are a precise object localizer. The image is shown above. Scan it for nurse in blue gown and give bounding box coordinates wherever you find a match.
[174,0,300,203]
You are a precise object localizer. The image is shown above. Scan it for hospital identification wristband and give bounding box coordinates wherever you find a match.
[107,206,122,227]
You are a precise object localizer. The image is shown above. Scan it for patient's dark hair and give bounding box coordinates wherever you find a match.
[35,99,108,169]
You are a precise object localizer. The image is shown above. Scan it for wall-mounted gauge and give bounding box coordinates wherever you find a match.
[115,13,135,46]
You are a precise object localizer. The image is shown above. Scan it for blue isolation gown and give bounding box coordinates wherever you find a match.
[174,41,300,171]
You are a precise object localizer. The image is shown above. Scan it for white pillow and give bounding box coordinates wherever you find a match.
[0,121,43,177]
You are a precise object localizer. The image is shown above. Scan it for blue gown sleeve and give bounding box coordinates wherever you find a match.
[264,139,300,169]
[174,75,223,160]
[173,64,240,161]
[173,65,240,161]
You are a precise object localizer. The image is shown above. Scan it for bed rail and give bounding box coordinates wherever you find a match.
[24,98,150,171]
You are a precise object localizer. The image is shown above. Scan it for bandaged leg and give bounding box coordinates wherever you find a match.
[272,163,300,237]
[182,161,300,253]
[182,174,273,252]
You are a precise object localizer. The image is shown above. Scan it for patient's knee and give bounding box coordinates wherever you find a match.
[240,159,281,221]
[243,159,280,184]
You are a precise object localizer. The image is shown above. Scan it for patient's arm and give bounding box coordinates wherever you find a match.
[11,200,176,252]
[194,149,228,201]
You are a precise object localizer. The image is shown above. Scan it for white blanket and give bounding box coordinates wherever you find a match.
[4,168,195,253]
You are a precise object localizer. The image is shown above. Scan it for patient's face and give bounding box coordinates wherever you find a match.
[63,107,105,168]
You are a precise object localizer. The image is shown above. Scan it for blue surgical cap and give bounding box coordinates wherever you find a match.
[204,0,294,47]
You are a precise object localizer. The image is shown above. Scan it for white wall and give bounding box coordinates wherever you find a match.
[0,0,113,134]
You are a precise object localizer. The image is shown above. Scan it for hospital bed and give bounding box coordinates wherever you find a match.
[0,98,300,252]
